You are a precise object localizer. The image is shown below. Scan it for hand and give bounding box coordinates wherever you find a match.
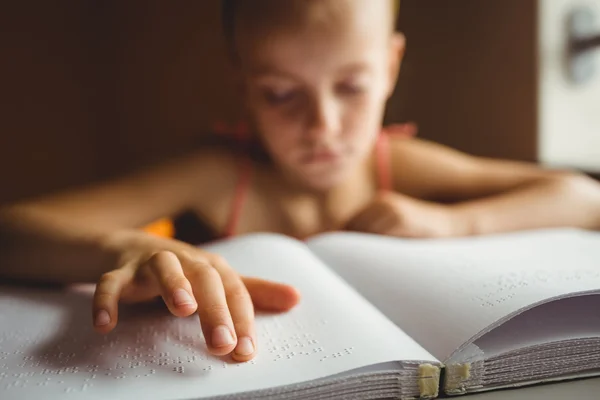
[92,230,300,362]
[345,191,465,238]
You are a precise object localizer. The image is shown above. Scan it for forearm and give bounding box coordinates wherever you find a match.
[0,203,204,284]
[0,205,121,283]
[452,173,600,235]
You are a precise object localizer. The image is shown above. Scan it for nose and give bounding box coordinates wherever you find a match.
[306,95,341,143]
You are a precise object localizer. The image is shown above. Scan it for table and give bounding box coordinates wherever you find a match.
[466,377,600,399]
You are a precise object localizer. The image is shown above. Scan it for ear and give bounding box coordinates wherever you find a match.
[386,32,406,99]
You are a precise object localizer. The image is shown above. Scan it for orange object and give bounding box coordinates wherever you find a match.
[143,218,175,238]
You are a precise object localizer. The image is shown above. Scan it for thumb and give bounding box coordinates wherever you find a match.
[242,277,301,312]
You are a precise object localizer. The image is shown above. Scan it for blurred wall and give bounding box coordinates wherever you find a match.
[1,0,543,204]
[394,0,538,161]
[0,2,106,203]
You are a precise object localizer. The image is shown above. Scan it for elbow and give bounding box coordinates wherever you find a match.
[548,172,600,229]
[550,171,600,196]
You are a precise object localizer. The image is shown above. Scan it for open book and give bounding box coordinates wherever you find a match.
[1,228,600,399]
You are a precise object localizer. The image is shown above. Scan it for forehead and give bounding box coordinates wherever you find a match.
[234,0,391,74]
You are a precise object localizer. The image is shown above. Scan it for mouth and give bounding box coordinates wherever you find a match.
[300,150,342,165]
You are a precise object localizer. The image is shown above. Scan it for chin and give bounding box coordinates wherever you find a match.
[300,169,350,192]
[282,153,360,191]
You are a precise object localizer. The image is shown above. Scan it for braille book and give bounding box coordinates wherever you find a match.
[1,228,600,399]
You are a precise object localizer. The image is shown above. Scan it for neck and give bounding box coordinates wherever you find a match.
[280,151,375,198]
[273,151,377,233]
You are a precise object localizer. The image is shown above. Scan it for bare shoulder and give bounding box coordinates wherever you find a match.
[110,144,240,208]
[182,145,239,182]
[385,137,473,198]
[179,145,249,233]
[174,145,240,202]
[388,135,474,163]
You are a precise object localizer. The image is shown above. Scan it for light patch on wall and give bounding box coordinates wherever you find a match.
[538,0,600,172]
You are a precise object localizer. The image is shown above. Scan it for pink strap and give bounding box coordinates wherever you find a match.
[223,157,252,238]
[213,120,250,143]
[375,132,393,192]
[213,120,253,238]
[218,120,417,236]
[376,123,418,192]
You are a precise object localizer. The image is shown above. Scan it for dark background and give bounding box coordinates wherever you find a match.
[0,1,550,204]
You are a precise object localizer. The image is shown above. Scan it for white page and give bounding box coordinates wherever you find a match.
[0,233,437,400]
[473,293,600,358]
[307,229,600,362]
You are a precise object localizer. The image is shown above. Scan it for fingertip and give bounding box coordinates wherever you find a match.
[94,324,115,335]
[272,285,302,311]
[208,345,237,357]
[231,353,255,362]
[166,289,198,317]
[250,282,301,312]
[276,285,301,311]
[170,302,198,317]
[207,325,237,356]
[93,309,116,334]
[232,336,256,362]
[93,269,130,335]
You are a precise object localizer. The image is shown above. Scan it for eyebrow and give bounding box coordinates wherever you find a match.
[250,62,372,81]
[250,67,300,81]
[337,62,371,75]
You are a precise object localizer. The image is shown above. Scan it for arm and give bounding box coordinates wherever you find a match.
[0,149,299,361]
[0,150,229,282]
[389,138,600,234]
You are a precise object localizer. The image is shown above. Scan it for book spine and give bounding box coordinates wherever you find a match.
[443,342,486,395]
[417,363,441,399]
[444,363,471,395]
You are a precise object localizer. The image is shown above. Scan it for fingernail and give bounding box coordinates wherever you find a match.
[95,310,111,326]
[235,336,254,356]
[212,325,235,348]
[173,289,195,306]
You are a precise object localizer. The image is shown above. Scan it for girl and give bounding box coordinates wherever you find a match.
[1,0,599,362]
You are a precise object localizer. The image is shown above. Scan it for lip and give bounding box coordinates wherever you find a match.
[301,150,342,164]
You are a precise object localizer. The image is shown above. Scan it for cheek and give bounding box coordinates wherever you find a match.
[343,96,386,149]
[251,108,303,157]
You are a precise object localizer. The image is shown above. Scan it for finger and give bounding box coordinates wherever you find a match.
[367,200,400,234]
[93,267,134,334]
[146,251,198,317]
[368,213,396,234]
[209,255,257,362]
[347,203,386,233]
[182,256,237,357]
[242,277,301,312]
[346,205,379,231]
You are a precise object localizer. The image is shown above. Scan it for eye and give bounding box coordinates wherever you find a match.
[336,81,366,96]
[262,89,299,105]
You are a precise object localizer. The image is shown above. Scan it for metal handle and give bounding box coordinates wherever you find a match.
[567,7,600,84]
[571,34,600,54]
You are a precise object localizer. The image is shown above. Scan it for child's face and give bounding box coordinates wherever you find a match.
[235,0,403,190]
